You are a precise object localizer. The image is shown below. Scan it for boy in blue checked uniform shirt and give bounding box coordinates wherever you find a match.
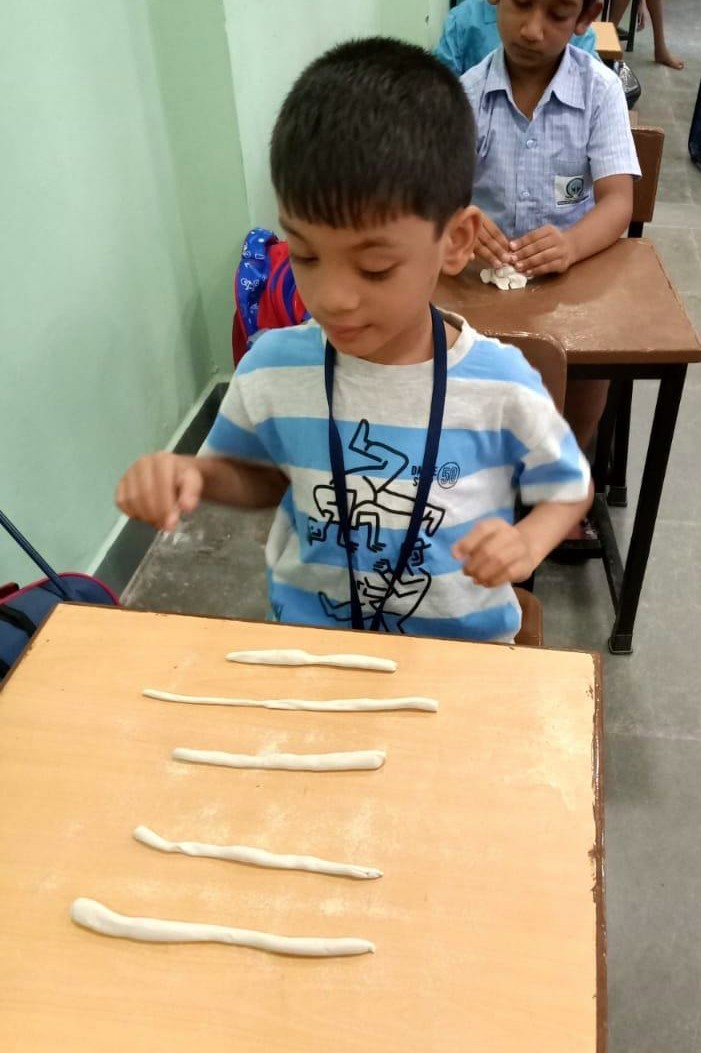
[436,0,598,77]
[117,39,592,644]
[462,0,640,467]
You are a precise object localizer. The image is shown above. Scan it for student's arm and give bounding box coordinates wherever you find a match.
[452,342,594,586]
[509,173,633,277]
[451,484,593,587]
[116,452,287,533]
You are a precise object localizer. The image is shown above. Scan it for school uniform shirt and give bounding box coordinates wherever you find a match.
[461,45,641,240]
[435,0,598,77]
[200,312,590,644]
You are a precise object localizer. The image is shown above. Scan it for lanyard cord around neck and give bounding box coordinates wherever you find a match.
[323,304,448,631]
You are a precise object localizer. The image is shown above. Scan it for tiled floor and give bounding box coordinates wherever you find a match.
[126,8,701,1050]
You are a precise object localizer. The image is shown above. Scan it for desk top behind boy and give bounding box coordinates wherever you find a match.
[116,38,592,645]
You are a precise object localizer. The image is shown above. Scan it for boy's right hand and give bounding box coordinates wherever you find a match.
[474,213,513,270]
[116,452,203,532]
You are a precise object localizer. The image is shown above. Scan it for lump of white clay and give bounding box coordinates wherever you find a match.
[480,264,529,291]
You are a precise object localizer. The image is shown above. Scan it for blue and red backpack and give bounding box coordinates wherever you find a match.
[232,228,309,365]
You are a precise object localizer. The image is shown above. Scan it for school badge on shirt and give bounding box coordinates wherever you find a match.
[554,174,589,207]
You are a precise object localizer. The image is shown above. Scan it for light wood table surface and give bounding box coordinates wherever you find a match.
[0,604,604,1052]
[593,21,623,62]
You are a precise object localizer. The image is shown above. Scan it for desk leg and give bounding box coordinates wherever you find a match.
[626,0,642,52]
[608,379,634,507]
[609,364,687,654]
[593,380,622,493]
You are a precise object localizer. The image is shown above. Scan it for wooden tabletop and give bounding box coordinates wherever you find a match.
[593,21,623,62]
[437,239,701,366]
[0,605,604,1053]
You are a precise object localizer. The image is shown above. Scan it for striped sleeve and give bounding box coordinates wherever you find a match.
[518,415,591,504]
[199,364,275,466]
[199,324,324,467]
[499,349,591,505]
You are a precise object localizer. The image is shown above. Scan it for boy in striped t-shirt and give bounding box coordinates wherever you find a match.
[116,38,592,643]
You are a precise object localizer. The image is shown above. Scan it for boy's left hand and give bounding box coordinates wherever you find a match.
[509,225,575,278]
[451,519,536,588]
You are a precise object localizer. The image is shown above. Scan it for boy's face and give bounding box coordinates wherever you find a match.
[279,209,478,365]
[491,0,599,74]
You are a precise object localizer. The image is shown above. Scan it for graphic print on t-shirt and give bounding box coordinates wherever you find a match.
[307,420,446,631]
[319,538,433,633]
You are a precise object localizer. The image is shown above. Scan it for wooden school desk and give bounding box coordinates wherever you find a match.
[437,239,701,653]
[0,604,605,1053]
[593,22,623,63]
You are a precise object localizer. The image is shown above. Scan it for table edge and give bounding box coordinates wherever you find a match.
[593,651,607,1053]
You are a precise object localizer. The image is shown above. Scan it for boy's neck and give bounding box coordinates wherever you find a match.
[340,312,460,367]
[367,311,434,366]
[505,50,564,121]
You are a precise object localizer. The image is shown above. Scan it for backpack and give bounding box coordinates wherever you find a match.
[0,509,119,682]
[232,228,309,365]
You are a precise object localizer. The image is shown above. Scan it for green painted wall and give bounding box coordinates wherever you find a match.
[0,0,249,584]
[0,0,451,586]
[380,0,449,43]
[223,0,449,227]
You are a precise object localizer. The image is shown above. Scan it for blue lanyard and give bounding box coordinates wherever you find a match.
[323,304,448,631]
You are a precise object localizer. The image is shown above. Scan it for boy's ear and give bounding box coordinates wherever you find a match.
[441,206,481,276]
[575,1,602,34]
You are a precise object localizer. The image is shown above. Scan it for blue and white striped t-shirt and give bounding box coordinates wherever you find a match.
[201,313,590,643]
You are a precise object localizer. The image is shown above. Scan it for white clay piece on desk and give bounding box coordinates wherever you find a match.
[225,648,397,673]
[479,264,529,291]
[144,688,437,712]
[133,825,383,879]
[172,747,386,772]
[70,898,375,957]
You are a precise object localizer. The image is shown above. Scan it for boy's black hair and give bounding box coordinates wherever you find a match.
[270,37,475,232]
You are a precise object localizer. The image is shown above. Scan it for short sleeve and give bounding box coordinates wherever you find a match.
[588,76,641,182]
[513,414,589,505]
[199,373,275,466]
[492,349,591,506]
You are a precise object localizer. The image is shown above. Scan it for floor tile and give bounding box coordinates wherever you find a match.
[605,733,701,1053]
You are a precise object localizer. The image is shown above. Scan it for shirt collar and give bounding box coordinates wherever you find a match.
[483,46,512,98]
[545,44,585,111]
[484,44,585,113]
